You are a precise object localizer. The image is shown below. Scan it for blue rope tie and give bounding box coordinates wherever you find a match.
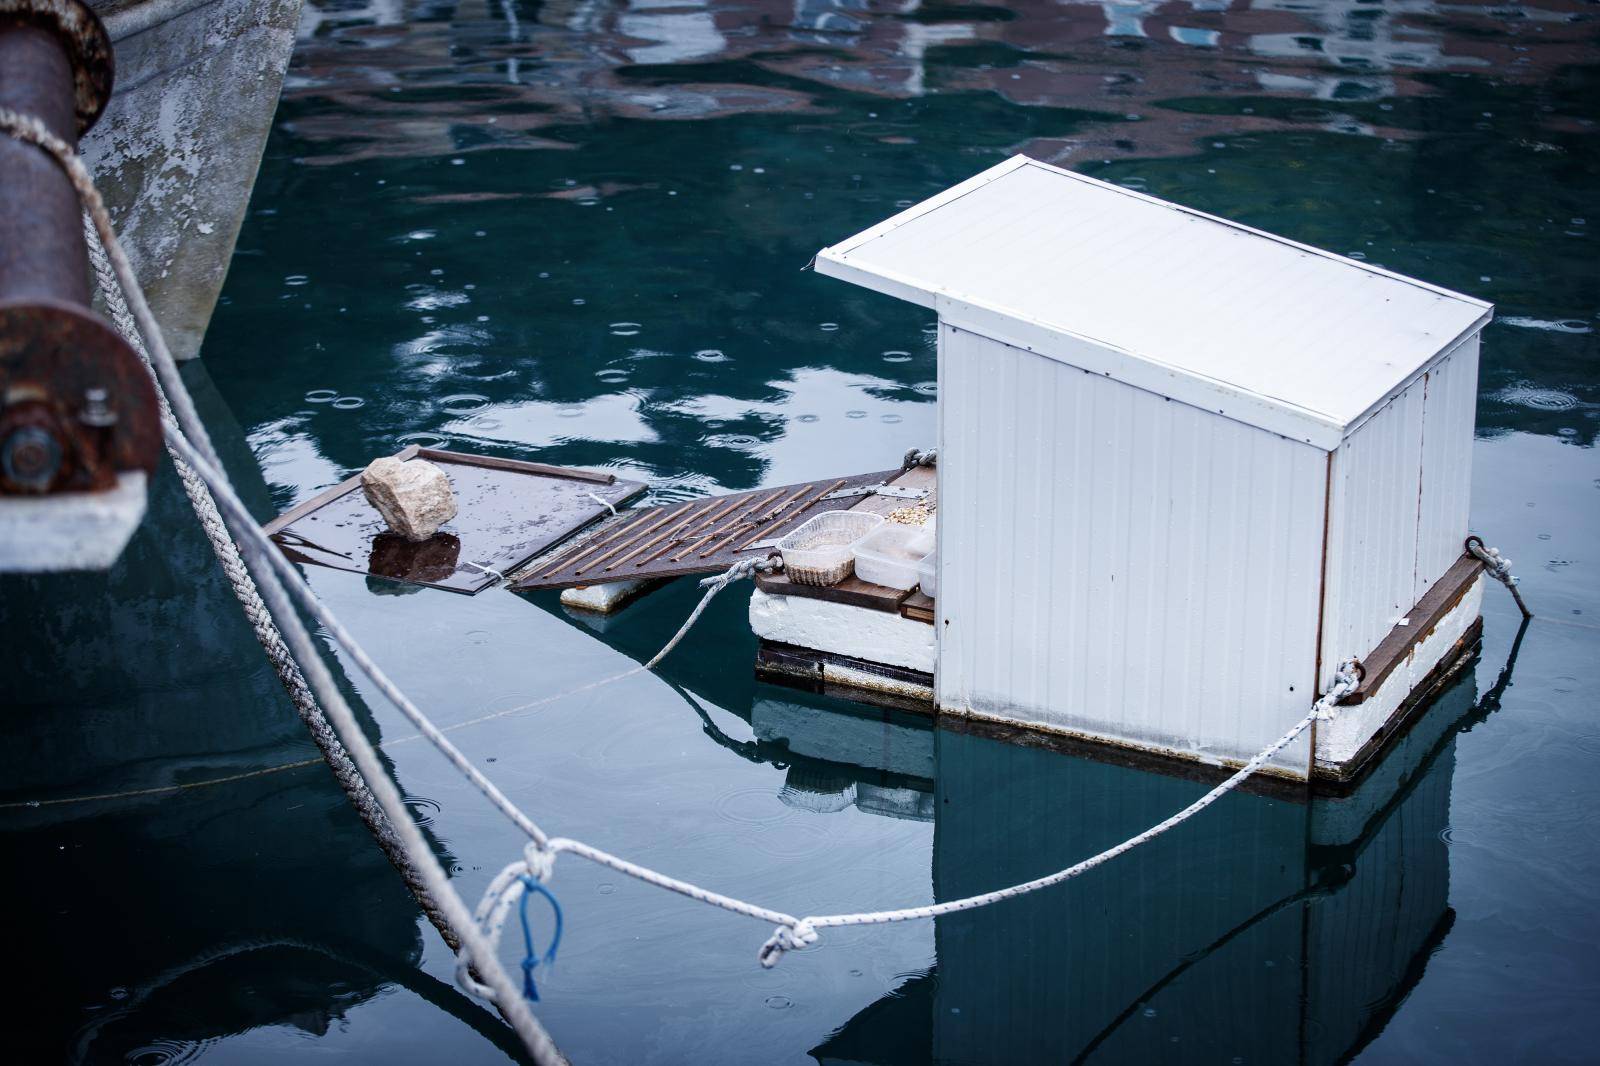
[517,875,563,1001]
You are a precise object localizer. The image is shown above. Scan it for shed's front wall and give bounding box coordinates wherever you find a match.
[936,325,1328,773]
[1317,335,1481,691]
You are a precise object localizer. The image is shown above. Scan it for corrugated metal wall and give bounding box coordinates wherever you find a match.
[1321,380,1427,683]
[1319,337,1479,689]
[936,325,1328,770]
[1414,338,1480,600]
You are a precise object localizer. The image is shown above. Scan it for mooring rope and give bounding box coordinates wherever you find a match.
[2,102,1536,1032]
[0,107,567,1065]
[643,554,783,669]
[72,178,478,957]
[1466,535,1533,619]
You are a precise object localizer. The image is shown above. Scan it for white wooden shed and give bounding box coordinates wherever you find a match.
[814,154,1492,781]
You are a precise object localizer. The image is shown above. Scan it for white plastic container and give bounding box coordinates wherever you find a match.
[776,510,884,586]
[854,525,934,591]
[917,548,937,599]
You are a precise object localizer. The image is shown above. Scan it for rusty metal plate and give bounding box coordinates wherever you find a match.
[265,446,645,595]
[512,469,901,592]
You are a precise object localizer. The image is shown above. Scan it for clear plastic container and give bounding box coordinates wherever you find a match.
[854,525,935,591]
[776,510,884,586]
[917,548,937,599]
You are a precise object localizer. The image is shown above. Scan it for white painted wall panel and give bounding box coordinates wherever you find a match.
[1414,337,1479,601]
[1319,379,1426,689]
[937,325,1328,772]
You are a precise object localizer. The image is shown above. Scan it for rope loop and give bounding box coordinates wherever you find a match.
[1315,658,1363,720]
[1464,536,1533,618]
[517,875,564,1001]
[901,447,937,471]
[1465,535,1516,585]
[698,553,782,589]
[524,841,558,883]
[757,919,818,968]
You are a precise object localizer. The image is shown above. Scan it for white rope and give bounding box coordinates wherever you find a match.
[0,106,567,1066]
[747,659,1362,964]
[462,559,507,586]
[902,446,937,470]
[1,103,1379,1003]
[74,147,470,950]
[1465,535,1532,618]
[643,554,782,670]
[584,490,617,516]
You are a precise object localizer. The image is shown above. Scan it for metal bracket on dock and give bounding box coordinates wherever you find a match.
[820,483,929,503]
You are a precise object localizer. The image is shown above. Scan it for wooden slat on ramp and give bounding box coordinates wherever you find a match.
[511,468,903,591]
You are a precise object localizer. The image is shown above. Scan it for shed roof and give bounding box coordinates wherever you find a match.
[814,155,1491,449]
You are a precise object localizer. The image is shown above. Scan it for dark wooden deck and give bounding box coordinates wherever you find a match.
[511,468,903,591]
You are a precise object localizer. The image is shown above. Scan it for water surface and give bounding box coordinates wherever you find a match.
[3,0,1598,1062]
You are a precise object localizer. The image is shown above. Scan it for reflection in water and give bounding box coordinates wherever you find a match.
[370,530,464,582]
[814,660,1490,1064]
[3,0,1593,1056]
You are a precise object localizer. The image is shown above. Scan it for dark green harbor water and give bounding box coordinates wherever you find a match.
[4,0,1599,1061]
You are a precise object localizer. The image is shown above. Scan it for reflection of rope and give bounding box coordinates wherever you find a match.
[0,107,566,1066]
[68,935,530,1065]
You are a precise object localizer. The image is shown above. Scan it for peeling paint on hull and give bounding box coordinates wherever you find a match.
[83,0,303,360]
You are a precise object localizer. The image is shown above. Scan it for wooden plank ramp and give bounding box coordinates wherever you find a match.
[511,468,903,591]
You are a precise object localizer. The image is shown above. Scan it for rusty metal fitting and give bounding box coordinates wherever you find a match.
[0,1,159,500]
[0,398,71,492]
[0,300,160,492]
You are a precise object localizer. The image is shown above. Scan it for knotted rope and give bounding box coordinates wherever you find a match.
[902,447,937,470]
[643,554,783,669]
[1466,535,1532,619]
[460,844,563,1003]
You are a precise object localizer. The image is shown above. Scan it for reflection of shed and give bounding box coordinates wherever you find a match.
[811,668,1474,1065]
[815,155,1491,779]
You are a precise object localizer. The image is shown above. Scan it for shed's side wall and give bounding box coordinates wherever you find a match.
[1414,337,1480,601]
[1319,335,1480,690]
[936,326,1327,771]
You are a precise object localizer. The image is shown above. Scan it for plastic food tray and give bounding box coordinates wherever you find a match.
[854,525,935,591]
[776,510,884,586]
[917,548,937,598]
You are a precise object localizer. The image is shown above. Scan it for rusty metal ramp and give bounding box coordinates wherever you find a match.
[511,469,903,591]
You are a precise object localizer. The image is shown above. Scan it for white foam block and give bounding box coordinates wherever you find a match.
[559,578,658,614]
[749,588,936,675]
